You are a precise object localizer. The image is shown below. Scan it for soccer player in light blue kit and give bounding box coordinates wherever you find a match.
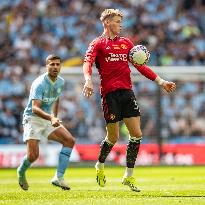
[17,54,75,191]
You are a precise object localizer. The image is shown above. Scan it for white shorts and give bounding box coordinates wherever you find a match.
[23,116,61,142]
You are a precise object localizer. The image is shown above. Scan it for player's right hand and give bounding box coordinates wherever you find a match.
[51,116,61,127]
[83,79,94,98]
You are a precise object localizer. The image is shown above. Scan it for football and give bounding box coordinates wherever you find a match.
[129,45,150,65]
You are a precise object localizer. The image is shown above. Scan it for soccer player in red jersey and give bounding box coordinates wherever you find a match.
[82,9,176,191]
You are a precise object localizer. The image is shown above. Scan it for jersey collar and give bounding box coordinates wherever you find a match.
[45,73,57,85]
[101,33,118,41]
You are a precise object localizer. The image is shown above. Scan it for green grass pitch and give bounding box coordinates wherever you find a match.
[0,166,204,205]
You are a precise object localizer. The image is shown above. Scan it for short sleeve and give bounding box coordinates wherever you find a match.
[30,81,43,100]
[84,38,100,64]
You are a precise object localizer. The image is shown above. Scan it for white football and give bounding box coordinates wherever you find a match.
[129,45,150,65]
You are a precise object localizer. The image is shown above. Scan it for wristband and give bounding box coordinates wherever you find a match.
[155,76,165,86]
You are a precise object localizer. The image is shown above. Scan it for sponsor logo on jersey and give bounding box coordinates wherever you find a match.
[105,53,128,62]
[112,45,120,49]
[42,97,57,103]
[106,46,111,49]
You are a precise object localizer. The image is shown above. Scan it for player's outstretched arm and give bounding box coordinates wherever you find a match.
[155,76,176,93]
[134,64,176,93]
[82,62,94,98]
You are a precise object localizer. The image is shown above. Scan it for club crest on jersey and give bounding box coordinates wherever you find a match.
[57,88,61,93]
[110,114,116,120]
[105,53,127,62]
[121,44,127,49]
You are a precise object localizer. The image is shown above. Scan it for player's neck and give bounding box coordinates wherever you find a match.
[103,29,117,40]
[48,74,57,83]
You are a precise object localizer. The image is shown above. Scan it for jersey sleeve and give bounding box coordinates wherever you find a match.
[83,61,93,78]
[134,64,157,81]
[59,80,65,96]
[30,81,43,100]
[84,38,100,65]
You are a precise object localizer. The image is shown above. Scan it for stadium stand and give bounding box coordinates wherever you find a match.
[0,0,205,144]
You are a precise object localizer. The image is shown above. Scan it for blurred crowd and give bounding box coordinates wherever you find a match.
[1,0,205,67]
[134,80,205,143]
[0,0,205,144]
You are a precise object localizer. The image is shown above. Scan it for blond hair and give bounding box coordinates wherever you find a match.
[100,9,123,22]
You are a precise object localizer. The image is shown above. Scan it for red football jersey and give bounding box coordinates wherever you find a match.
[84,35,157,96]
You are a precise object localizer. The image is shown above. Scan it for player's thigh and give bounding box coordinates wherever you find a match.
[48,125,75,147]
[123,116,142,137]
[106,122,120,143]
[26,139,40,161]
[102,92,121,123]
[23,116,45,142]
[122,90,141,118]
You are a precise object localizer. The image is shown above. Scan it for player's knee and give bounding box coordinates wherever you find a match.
[63,135,75,148]
[106,136,118,144]
[70,136,75,147]
[110,138,118,144]
[130,130,142,139]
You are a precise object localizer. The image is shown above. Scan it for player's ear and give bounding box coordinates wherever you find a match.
[104,19,110,26]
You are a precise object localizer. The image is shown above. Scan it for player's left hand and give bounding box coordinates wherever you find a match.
[162,81,176,93]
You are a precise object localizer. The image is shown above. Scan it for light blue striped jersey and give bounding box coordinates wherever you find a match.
[23,73,64,118]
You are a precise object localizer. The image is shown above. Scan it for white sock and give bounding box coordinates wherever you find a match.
[124,167,133,177]
[95,161,104,170]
